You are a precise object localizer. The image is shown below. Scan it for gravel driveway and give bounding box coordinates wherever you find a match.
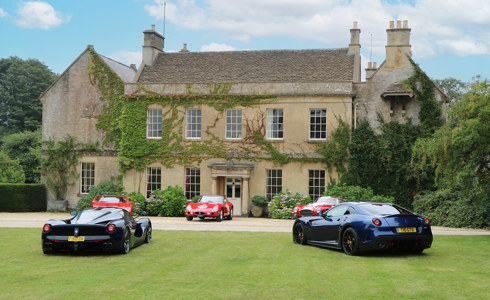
[1,212,489,235]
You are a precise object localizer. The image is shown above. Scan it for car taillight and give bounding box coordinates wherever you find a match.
[107,224,116,233]
[372,218,382,226]
[424,217,431,225]
[43,224,51,233]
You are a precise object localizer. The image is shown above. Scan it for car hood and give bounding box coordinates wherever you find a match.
[188,202,218,210]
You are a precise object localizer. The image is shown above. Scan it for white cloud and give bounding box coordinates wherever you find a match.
[14,1,70,30]
[145,0,490,58]
[201,43,236,52]
[0,8,8,18]
[108,50,142,67]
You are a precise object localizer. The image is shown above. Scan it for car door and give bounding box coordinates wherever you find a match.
[311,205,350,242]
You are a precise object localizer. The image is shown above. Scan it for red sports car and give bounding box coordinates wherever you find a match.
[293,196,344,218]
[92,195,133,215]
[185,195,233,222]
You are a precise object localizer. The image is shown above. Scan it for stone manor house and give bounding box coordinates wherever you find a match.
[40,20,446,214]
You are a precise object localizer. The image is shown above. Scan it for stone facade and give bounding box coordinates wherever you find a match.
[40,21,445,212]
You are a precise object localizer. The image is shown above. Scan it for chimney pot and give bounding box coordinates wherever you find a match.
[373,62,377,68]
[397,20,402,28]
[403,20,408,28]
[390,21,395,29]
[151,24,156,31]
[353,21,358,29]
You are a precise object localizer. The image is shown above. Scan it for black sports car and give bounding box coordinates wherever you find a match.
[292,202,433,255]
[42,207,152,254]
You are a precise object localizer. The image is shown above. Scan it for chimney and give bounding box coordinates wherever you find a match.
[385,20,411,66]
[180,43,190,52]
[348,21,361,83]
[365,62,377,79]
[142,24,164,66]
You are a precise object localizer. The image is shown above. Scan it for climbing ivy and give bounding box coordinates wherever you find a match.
[404,58,443,136]
[87,47,126,148]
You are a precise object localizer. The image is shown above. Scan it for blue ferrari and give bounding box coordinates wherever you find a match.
[292,202,433,255]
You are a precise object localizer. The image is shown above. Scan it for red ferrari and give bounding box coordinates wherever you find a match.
[92,195,133,215]
[293,196,344,218]
[185,195,233,222]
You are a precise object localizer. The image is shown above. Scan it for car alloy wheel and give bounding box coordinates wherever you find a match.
[228,208,233,220]
[217,210,223,222]
[342,227,360,255]
[120,228,131,254]
[293,223,307,245]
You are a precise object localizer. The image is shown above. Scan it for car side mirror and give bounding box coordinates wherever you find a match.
[70,210,78,216]
[139,211,147,216]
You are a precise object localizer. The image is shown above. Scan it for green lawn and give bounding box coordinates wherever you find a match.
[0,228,488,299]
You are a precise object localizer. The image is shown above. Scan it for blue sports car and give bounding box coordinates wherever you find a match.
[292,202,433,255]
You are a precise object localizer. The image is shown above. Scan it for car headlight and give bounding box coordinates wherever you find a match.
[212,206,219,212]
[186,206,191,211]
[293,207,298,213]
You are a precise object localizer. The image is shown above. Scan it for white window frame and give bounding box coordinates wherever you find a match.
[186,109,202,139]
[266,169,283,200]
[147,108,162,139]
[308,170,326,200]
[185,168,201,200]
[146,167,162,197]
[309,109,327,140]
[266,109,284,140]
[225,109,242,140]
[80,162,95,194]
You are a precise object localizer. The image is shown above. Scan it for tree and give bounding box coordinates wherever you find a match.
[0,57,57,137]
[412,78,489,227]
[1,130,41,183]
[434,77,466,105]
[41,135,98,200]
[0,151,25,183]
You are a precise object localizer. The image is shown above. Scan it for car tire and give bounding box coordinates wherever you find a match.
[186,216,193,221]
[292,222,308,245]
[144,223,152,243]
[342,227,360,255]
[119,228,131,254]
[227,208,233,220]
[216,210,223,222]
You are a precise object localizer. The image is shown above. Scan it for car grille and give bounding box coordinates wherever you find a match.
[300,209,313,217]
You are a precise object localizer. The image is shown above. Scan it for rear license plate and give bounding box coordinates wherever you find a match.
[68,236,85,242]
[397,227,416,233]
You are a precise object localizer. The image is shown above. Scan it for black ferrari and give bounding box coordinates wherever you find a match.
[293,202,433,255]
[42,207,152,254]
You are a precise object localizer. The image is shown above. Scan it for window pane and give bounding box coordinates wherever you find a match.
[147,109,162,138]
[267,109,284,139]
[146,167,162,197]
[308,169,325,200]
[310,109,327,140]
[226,109,242,139]
[266,169,282,200]
[80,163,95,194]
[185,168,201,200]
[186,109,202,138]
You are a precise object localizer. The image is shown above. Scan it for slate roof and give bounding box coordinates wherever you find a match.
[137,48,354,84]
[99,55,136,83]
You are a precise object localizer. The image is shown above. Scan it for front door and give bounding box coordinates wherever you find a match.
[226,177,241,215]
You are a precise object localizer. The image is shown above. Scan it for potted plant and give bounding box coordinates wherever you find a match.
[250,195,268,217]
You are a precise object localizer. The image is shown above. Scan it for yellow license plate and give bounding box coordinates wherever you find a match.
[68,236,85,242]
[397,227,416,233]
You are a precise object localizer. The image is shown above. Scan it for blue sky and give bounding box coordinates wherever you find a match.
[1,0,488,82]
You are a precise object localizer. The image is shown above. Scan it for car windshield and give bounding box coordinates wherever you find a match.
[317,197,339,204]
[359,203,412,215]
[98,196,124,203]
[200,196,224,204]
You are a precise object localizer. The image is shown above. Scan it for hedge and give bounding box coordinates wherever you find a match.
[0,184,47,212]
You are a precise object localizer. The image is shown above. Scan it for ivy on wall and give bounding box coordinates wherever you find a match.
[404,58,444,136]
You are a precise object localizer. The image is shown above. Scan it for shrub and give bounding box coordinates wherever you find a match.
[191,195,201,203]
[268,190,310,219]
[126,192,146,215]
[76,181,123,211]
[413,188,489,228]
[324,184,394,203]
[0,184,46,212]
[251,195,268,207]
[146,186,187,216]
